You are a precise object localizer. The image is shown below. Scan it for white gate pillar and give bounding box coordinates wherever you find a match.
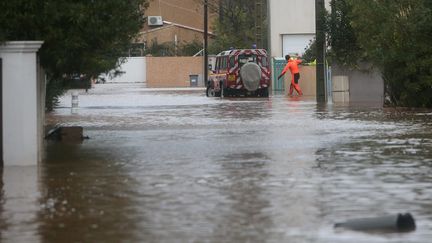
[0,41,44,166]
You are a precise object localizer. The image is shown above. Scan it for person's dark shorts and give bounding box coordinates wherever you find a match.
[294,73,300,84]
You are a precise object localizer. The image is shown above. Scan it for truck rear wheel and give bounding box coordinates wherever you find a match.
[260,87,269,97]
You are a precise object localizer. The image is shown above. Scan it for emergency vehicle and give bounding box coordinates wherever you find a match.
[206,49,271,97]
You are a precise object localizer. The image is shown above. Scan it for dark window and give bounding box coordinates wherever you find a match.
[221,57,227,69]
[238,54,257,67]
[229,56,235,67]
[215,57,220,71]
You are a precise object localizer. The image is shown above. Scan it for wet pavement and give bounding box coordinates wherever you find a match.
[1,83,432,242]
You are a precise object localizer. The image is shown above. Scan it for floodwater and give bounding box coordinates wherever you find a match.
[1,83,432,243]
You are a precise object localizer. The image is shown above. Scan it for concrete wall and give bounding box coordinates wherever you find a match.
[332,64,384,104]
[283,66,316,96]
[146,56,204,87]
[0,41,44,166]
[104,57,147,84]
[332,75,350,103]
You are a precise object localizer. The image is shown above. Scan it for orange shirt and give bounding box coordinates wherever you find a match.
[281,59,302,75]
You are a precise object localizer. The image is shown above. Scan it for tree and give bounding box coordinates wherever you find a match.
[144,39,203,57]
[302,39,317,64]
[178,40,203,56]
[324,0,432,107]
[210,0,256,54]
[327,0,361,67]
[195,0,266,54]
[0,0,149,110]
[348,0,432,107]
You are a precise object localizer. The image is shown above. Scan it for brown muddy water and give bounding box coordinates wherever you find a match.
[1,83,432,242]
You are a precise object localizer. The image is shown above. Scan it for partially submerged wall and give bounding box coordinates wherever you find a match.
[103,57,147,84]
[332,64,384,104]
[283,66,316,96]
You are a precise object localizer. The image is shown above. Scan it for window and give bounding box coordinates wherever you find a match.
[229,56,235,67]
[261,57,268,67]
[238,54,257,67]
[221,56,227,70]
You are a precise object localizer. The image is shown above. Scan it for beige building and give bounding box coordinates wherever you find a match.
[138,0,216,49]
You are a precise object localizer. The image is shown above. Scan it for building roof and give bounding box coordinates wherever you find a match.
[140,21,214,36]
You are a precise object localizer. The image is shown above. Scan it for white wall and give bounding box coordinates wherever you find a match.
[0,41,44,166]
[269,0,316,57]
[268,0,331,58]
[103,57,147,84]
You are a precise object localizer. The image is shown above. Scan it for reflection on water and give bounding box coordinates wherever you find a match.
[0,166,40,242]
[37,144,146,242]
[210,152,272,242]
[1,83,432,242]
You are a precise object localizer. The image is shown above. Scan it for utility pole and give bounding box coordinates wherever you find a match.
[204,0,209,87]
[316,0,326,103]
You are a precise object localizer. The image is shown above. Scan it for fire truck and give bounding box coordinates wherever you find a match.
[206,49,271,97]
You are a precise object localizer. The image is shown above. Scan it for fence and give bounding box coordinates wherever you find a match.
[272,58,287,91]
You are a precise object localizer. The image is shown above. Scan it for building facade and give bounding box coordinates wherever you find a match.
[138,0,216,50]
[268,0,330,58]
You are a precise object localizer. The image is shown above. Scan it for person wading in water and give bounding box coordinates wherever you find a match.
[278,55,303,96]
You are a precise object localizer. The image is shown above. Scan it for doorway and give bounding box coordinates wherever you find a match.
[282,34,315,56]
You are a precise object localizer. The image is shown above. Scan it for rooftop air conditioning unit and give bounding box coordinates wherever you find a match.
[148,16,163,26]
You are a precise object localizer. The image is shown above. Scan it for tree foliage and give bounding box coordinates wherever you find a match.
[302,39,317,64]
[349,0,432,107]
[0,0,149,110]
[325,0,432,107]
[327,0,361,67]
[196,0,266,54]
[145,39,203,57]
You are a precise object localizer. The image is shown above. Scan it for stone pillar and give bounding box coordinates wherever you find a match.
[332,75,350,103]
[0,41,44,166]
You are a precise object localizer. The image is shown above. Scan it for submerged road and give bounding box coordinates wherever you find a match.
[1,83,432,242]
